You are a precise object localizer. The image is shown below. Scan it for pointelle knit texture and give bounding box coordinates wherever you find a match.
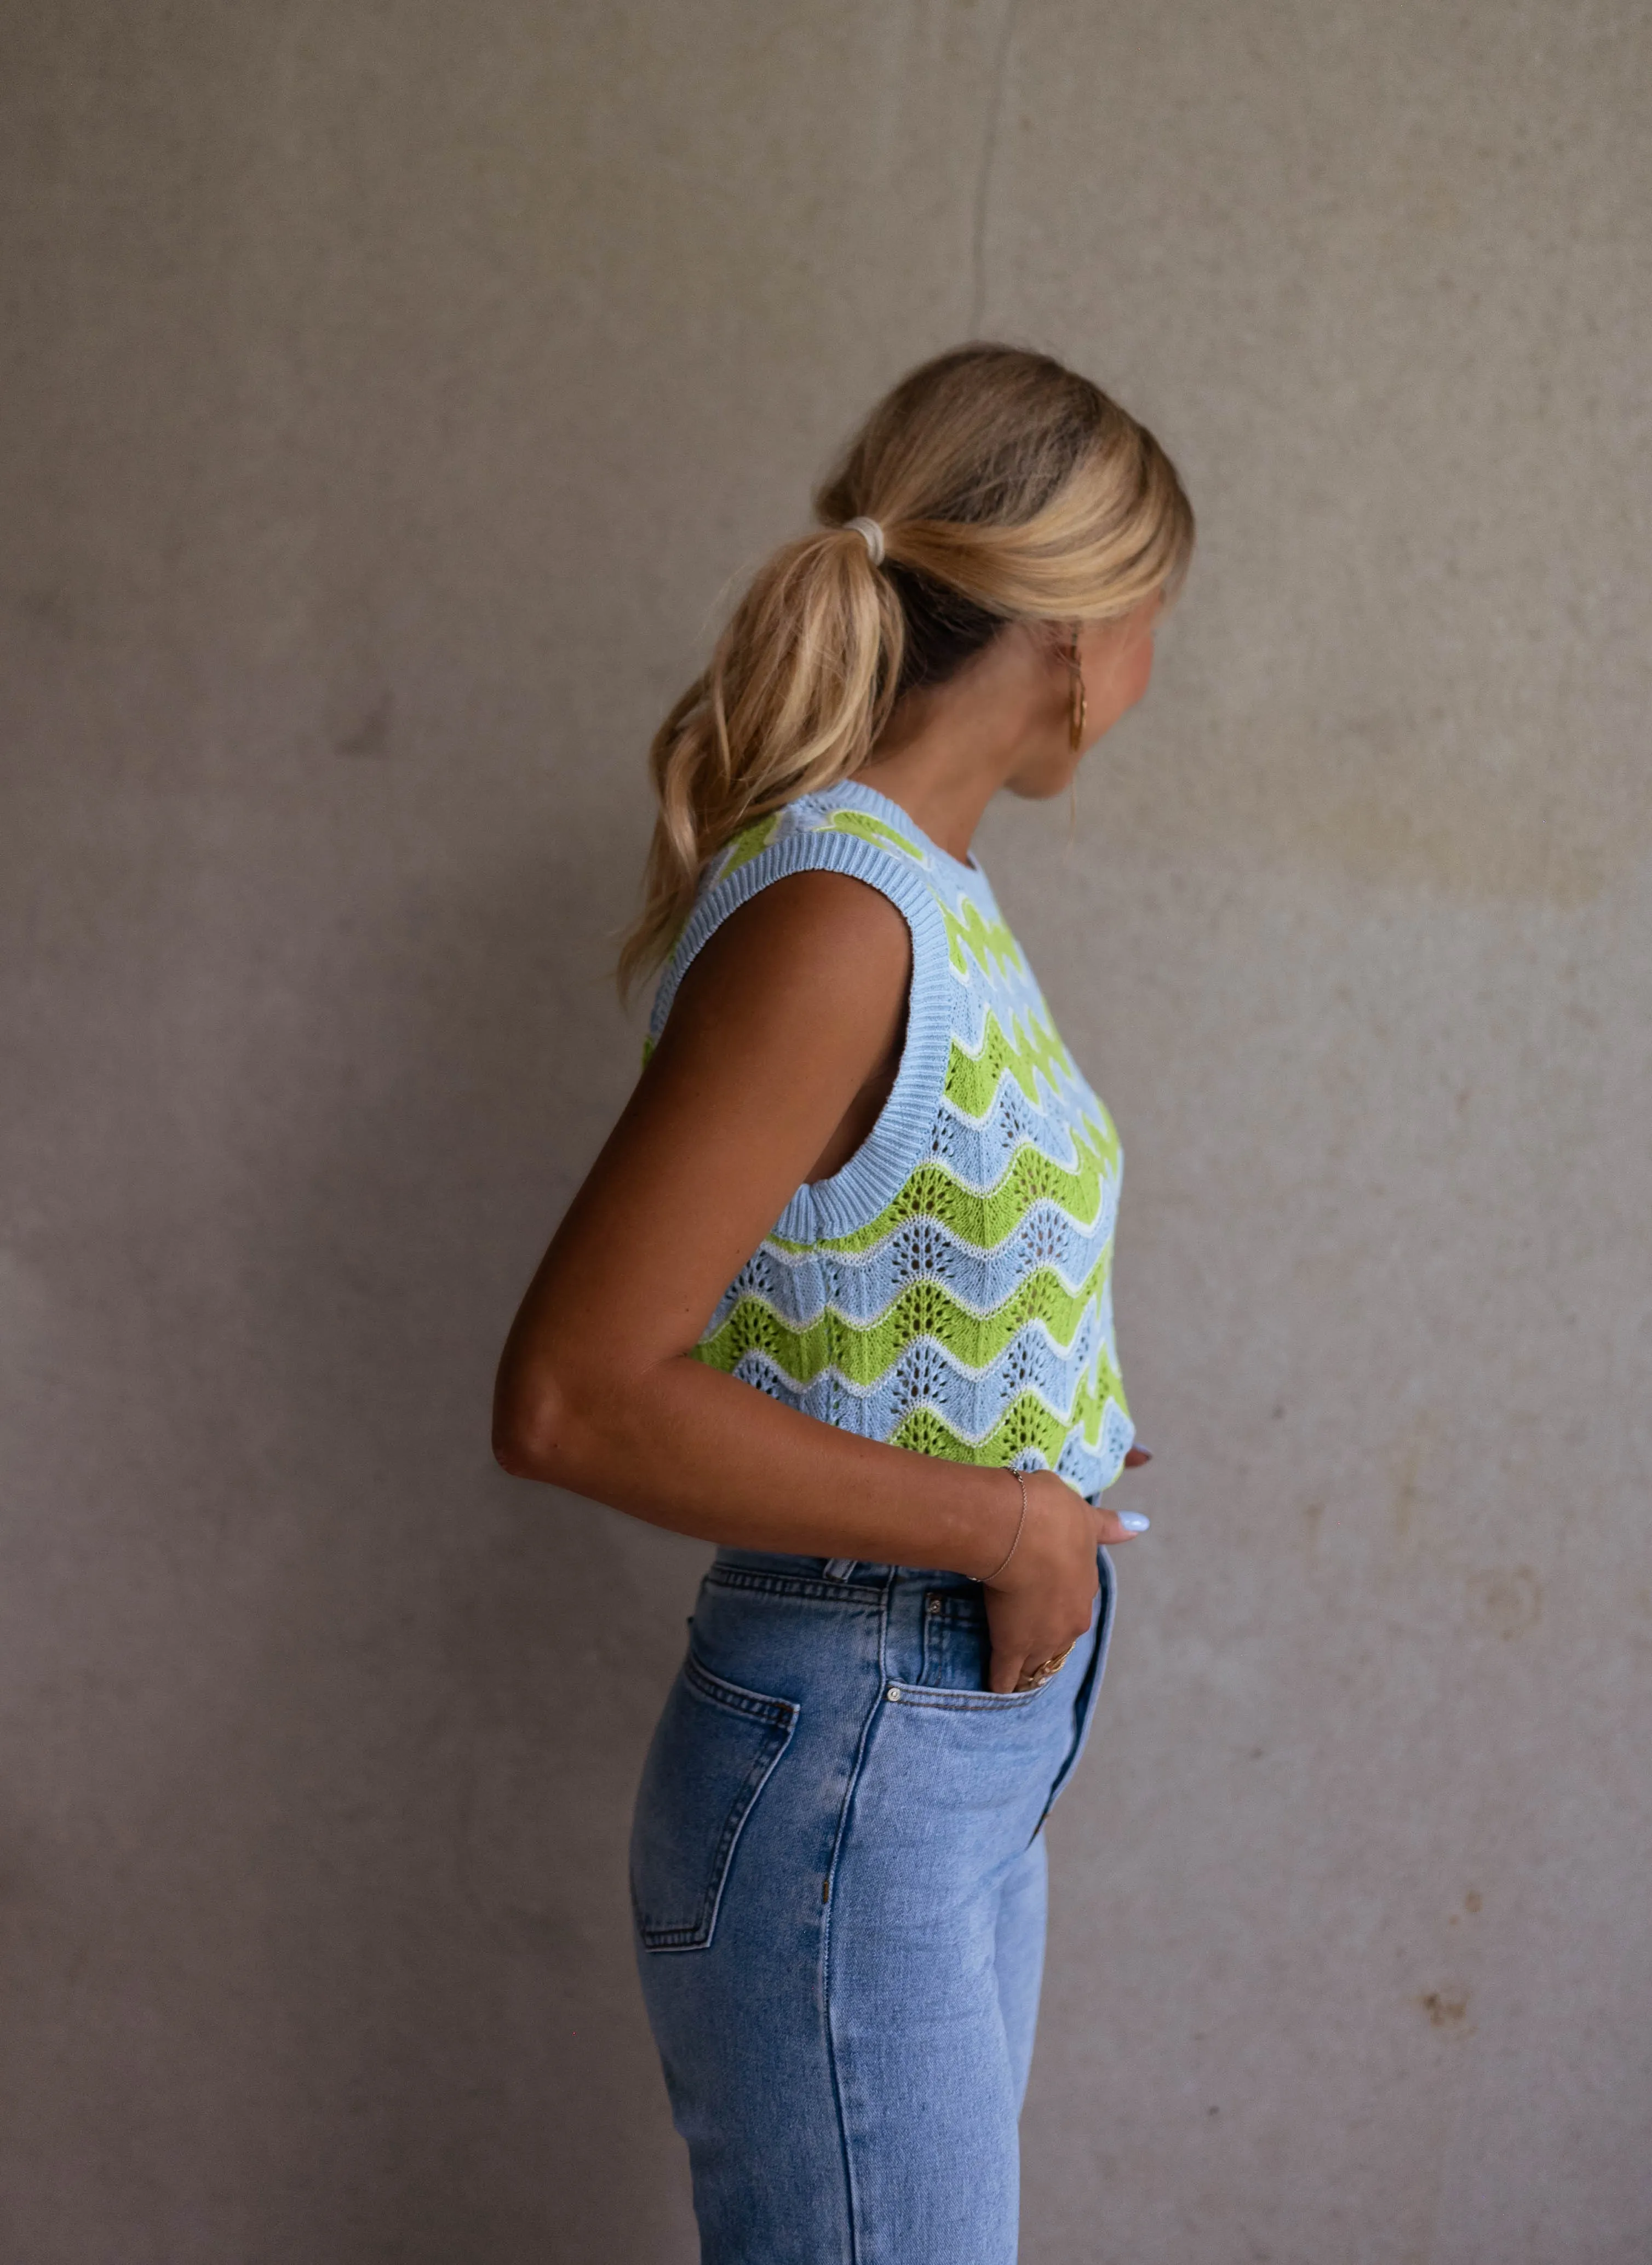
[646,778,1134,1503]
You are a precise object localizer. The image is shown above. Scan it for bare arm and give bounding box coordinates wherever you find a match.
[492,870,1140,1689]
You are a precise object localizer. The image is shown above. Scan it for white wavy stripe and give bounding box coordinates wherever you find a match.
[705,1229,1117,1340]
[720,1301,1113,1391]
[928,1091,1114,1187]
[788,1117,1116,1214]
[705,1258,1113,1341]
[945,993,1071,1065]
[758,1182,1116,1272]
[729,1349,1121,1448]
[939,1052,1099,1137]
[947,973,1057,1053]
[943,1055,1110,1142]
[945,972,1065,1034]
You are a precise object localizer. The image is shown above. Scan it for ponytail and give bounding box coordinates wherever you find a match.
[618,343,1194,998]
[618,526,904,997]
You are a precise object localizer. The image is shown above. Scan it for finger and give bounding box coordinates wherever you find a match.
[1093,1506,1150,1543]
[1122,1444,1153,1467]
[987,1647,1031,1696]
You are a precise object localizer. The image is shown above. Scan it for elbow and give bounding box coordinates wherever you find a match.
[491,1421,548,1482]
[491,1368,588,1488]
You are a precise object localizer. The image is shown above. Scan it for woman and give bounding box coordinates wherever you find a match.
[494,343,1193,2263]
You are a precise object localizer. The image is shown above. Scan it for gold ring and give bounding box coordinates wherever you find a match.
[1013,1641,1076,1693]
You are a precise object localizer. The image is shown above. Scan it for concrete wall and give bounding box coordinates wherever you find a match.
[3,2,1648,2258]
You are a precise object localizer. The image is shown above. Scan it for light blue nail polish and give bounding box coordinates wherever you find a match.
[1116,1511,1151,1534]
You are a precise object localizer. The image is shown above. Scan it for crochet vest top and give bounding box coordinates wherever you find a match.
[647,777,1134,1504]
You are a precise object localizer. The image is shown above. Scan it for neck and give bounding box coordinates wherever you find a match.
[853,628,1057,861]
[854,731,999,863]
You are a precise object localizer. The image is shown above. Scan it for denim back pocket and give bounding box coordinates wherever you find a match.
[630,1650,798,1953]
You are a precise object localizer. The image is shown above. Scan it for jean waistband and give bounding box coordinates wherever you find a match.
[710,1546,979,1597]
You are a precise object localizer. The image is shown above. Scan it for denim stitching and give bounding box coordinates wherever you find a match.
[1030,1547,1117,1838]
[635,1653,798,1952]
[705,1567,884,1605]
[681,1650,799,1728]
[887,1683,1043,1712]
[636,1722,789,1948]
[818,1559,896,2264]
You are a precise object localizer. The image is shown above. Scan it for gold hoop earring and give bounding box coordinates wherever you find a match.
[1066,628,1087,755]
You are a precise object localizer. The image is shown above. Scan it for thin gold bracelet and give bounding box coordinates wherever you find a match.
[973,1466,1028,1584]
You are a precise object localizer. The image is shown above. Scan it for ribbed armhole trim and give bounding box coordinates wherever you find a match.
[649,830,952,1241]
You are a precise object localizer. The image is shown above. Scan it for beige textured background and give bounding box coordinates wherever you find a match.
[3,2,1649,2259]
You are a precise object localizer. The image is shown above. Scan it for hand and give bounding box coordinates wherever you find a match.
[983,1470,1146,1695]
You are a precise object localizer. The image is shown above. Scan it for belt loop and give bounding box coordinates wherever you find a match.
[823,1558,857,1581]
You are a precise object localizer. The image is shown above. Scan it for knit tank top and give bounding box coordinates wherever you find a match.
[647,777,1134,1504]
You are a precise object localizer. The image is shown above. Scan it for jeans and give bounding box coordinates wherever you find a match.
[630,1546,1117,2264]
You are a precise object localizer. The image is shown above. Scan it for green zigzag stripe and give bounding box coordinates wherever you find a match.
[692,1249,1112,1386]
[891,1361,1129,1465]
[642,812,782,1063]
[772,1119,1120,1258]
[819,810,925,859]
[716,810,783,882]
[945,897,1023,978]
[947,1007,1079,1115]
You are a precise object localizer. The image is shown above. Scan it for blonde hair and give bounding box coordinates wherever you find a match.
[618,343,1194,996]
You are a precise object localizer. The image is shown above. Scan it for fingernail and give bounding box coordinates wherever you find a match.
[1134,1444,1153,1460]
[1117,1511,1150,1534]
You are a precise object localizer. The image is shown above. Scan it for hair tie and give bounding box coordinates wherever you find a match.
[844,515,886,567]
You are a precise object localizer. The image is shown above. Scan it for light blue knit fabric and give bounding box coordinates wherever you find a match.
[649,778,1134,1501]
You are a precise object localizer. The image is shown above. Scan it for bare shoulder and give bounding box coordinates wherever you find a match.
[662,869,911,1053]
